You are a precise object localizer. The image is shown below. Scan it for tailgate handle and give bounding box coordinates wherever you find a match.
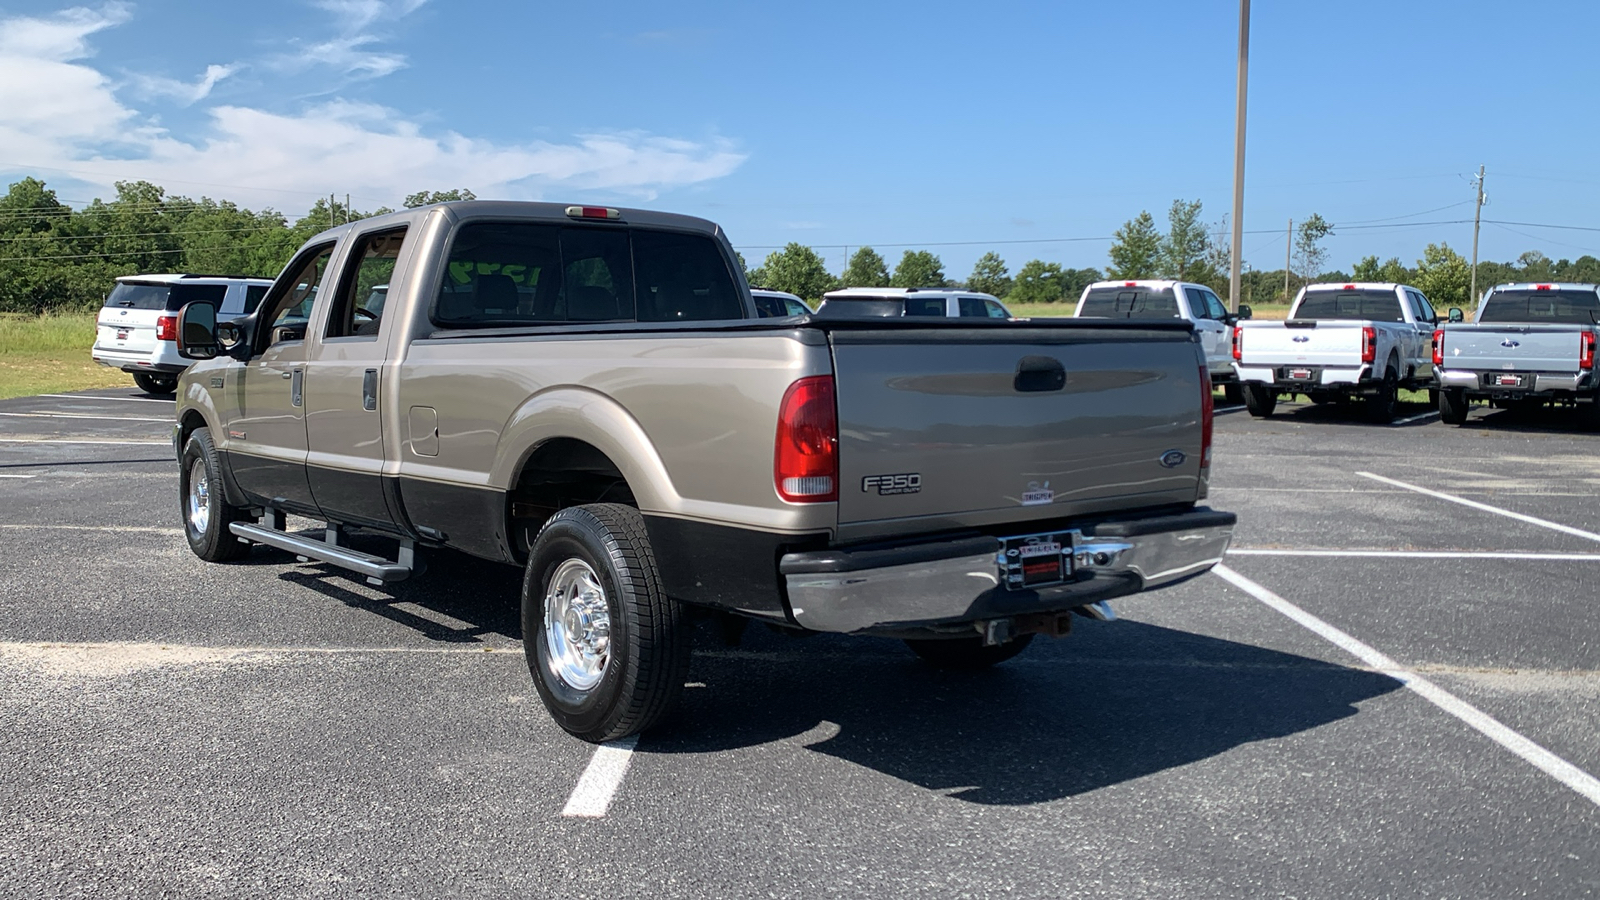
[1014,355,1066,392]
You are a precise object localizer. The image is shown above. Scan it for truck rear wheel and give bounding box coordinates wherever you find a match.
[1365,368,1399,423]
[1439,388,1469,425]
[133,372,177,395]
[523,503,690,743]
[179,428,251,562]
[1243,384,1276,417]
[905,633,1034,669]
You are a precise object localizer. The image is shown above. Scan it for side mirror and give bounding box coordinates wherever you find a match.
[1237,304,1253,320]
[176,302,218,360]
[1448,307,1464,323]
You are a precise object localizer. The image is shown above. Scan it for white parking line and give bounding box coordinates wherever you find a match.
[37,393,174,405]
[1391,410,1440,426]
[0,439,170,446]
[0,412,171,423]
[0,524,183,534]
[1358,471,1600,543]
[0,474,36,479]
[1214,564,1600,809]
[1229,549,1600,560]
[562,737,639,818]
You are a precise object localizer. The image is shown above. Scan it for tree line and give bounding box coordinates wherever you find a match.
[2,175,1591,315]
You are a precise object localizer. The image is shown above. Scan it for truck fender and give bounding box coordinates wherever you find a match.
[174,384,252,509]
[488,386,679,513]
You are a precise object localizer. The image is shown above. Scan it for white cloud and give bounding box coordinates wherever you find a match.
[0,5,747,206]
[279,0,428,78]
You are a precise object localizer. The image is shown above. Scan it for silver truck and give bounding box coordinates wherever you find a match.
[1072,280,1247,403]
[168,201,1235,741]
[1433,283,1600,426]
[1231,282,1440,422]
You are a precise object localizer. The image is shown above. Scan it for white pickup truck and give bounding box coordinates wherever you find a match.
[1072,280,1246,402]
[1231,282,1439,422]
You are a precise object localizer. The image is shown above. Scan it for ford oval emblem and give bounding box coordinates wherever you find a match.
[1501,339,1520,348]
[1292,335,1310,343]
[1159,449,1187,469]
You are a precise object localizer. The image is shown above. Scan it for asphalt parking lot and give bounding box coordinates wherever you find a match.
[2,388,1598,898]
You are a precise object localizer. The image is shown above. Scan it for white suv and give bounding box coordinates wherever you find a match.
[817,287,1012,318]
[92,274,273,394]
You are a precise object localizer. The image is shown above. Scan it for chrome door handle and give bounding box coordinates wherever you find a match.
[282,371,293,379]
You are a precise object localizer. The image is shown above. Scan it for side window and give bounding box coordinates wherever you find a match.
[435,223,561,327]
[327,228,407,338]
[957,297,988,317]
[905,297,946,316]
[984,299,1008,318]
[1410,290,1437,323]
[560,227,634,322]
[262,245,335,346]
[1184,287,1214,319]
[633,230,742,321]
[243,284,268,315]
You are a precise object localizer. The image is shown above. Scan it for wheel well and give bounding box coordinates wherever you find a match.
[507,438,636,560]
[177,410,208,450]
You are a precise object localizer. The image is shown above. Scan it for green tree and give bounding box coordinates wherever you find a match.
[1516,250,1554,281]
[404,188,477,207]
[1061,267,1104,303]
[891,250,945,288]
[966,252,1011,296]
[1007,260,1067,304]
[1291,214,1333,283]
[1107,211,1160,280]
[842,246,890,287]
[1414,242,1471,309]
[759,243,837,301]
[1159,199,1212,280]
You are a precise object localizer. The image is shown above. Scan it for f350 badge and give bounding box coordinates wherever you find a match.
[862,473,921,495]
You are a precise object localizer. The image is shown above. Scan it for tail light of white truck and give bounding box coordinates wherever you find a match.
[156,316,177,341]
[1361,326,1377,364]
[1199,365,1213,469]
[1582,332,1596,371]
[1231,327,1242,361]
[775,375,838,502]
[1432,329,1444,366]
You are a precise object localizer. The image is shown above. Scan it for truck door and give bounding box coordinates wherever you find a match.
[303,226,411,530]
[1407,290,1438,376]
[1185,287,1229,374]
[227,243,336,515]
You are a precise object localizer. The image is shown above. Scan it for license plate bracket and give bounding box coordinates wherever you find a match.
[1001,531,1073,590]
[1288,368,1313,381]
[116,328,130,341]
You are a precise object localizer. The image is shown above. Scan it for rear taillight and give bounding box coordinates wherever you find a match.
[156,316,177,341]
[1432,329,1444,366]
[775,375,838,502]
[1199,365,1213,470]
[1582,332,1596,371]
[1361,326,1377,364]
[1231,327,1242,361]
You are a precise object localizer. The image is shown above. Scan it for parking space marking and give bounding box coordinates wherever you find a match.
[1214,564,1600,809]
[37,394,175,405]
[1358,471,1600,543]
[0,439,170,446]
[0,411,172,423]
[1391,411,1441,426]
[1230,549,1600,560]
[0,524,184,534]
[0,474,36,479]
[561,736,639,818]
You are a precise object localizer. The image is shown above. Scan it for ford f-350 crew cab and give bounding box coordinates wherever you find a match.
[1432,282,1600,426]
[1231,282,1440,422]
[170,201,1235,741]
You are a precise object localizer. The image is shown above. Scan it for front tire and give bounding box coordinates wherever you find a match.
[133,372,178,395]
[1439,388,1469,425]
[1243,384,1277,417]
[523,504,690,742]
[905,633,1035,669]
[179,428,251,562]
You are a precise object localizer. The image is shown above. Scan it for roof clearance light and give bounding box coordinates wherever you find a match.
[1536,284,1553,291]
[565,206,621,220]
[1124,282,1138,287]
[1343,284,1356,290]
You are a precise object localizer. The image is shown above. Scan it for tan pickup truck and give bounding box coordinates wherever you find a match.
[170,201,1235,741]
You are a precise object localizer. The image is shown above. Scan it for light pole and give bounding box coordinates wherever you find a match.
[1228,0,1250,313]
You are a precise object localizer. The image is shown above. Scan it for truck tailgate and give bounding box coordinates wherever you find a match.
[1441,324,1583,373]
[828,326,1204,539]
[1237,320,1364,367]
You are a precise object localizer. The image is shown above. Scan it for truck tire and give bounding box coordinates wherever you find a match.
[523,503,690,743]
[1365,367,1399,423]
[905,633,1035,669]
[133,372,178,395]
[1439,388,1469,425]
[1222,383,1243,405]
[1243,384,1276,418]
[179,428,251,562]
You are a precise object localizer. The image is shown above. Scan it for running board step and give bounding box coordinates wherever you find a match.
[229,522,413,585]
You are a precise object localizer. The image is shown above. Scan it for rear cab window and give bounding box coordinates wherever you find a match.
[1079,286,1181,318]
[1479,289,1600,325]
[1294,290,1404,323]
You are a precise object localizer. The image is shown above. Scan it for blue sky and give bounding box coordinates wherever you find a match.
[2,0,1598,279]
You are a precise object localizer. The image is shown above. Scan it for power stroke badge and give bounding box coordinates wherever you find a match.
[862,473,922,495]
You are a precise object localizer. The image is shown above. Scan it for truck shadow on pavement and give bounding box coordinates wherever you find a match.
[654,620,1403,806]
[1245,400,1437,427]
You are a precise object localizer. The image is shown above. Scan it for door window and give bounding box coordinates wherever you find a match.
[904,297,946,316]
[957,297,988,317]
[261,244,336,346]
[984,299,1008,318]
[327,228,407,338]
[1202,290,1228,320]
[1184,287,1214,319]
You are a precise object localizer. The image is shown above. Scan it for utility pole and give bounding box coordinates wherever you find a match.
[1284,217,1293,303]
[1228,0,1250,313]
[1470,166,1485,315]
[345,193,351,226]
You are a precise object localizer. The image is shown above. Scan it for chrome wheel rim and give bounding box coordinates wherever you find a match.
[187,458,210,535]
[542,558,612,692]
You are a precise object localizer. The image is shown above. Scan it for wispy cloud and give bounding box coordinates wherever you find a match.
[278,0,428,78]
[0,5,747,206]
